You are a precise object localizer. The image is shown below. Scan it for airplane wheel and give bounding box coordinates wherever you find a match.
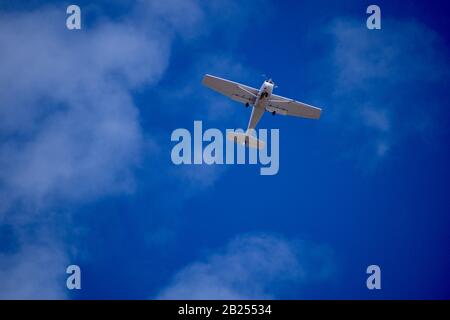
[245,103,249,108]
[272,111,276,116]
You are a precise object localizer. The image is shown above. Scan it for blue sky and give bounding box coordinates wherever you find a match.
[0,0,449,299]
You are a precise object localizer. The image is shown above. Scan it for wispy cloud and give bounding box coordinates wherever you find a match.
[327,19,450,166]
[0,2,194,298]
[0,232,68,299]
[0,8,172,213]
[0,0,271,299]
[156,233,334,299]
[0,6,172,297]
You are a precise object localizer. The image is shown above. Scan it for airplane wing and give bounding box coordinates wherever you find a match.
[267,94,322,119]
[202,74,258,106]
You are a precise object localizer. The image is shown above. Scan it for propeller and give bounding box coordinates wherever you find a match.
[261,74,278,88]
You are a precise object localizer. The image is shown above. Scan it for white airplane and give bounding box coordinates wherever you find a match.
[202,74,322,149]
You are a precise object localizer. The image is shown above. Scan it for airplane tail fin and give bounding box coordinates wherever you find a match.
[226,131,265,150]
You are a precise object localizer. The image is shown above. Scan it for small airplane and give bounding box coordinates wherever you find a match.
[202,74,322,149]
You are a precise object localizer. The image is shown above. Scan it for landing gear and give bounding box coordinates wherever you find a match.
[245,102,249,108]
[272,111,276,116]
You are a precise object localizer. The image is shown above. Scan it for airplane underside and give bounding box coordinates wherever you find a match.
[201,74,322,149]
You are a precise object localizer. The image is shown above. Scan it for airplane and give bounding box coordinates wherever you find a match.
[202,74,322,149]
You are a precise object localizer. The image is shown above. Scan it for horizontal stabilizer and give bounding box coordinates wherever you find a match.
[227,132,265,150]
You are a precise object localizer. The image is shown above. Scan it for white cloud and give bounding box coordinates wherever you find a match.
[328,19,449,163]
[156,233,334,299]
[141,0,205,38]
[0,3,174,297]
[0,238,68,299]
[331,20,447,93]
[0,8,172,213]
[360,106,390,133]
[0,0,270,299]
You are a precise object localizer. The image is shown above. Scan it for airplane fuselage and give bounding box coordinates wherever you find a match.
[247,81,274,131]
[255,81,274,108]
